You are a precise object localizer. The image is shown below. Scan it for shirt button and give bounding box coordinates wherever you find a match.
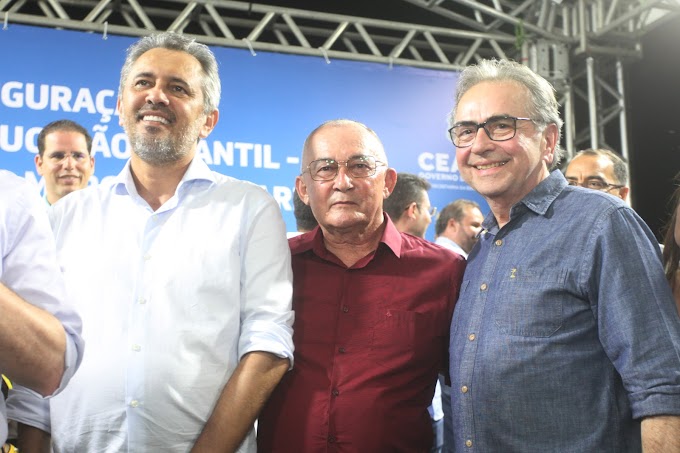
[137,297,146,304]
[468,333,476,341]
[332,389,339,396]
[131,344,141,352]
[480,283,488,291]
[143,254,151,261]
[130,400,139,408]
[327,435,336,443]
[495,239,503,246]
[461,385,468,393]
[465,439,473,447]
[339,347,346,353]
[342,306,349,313]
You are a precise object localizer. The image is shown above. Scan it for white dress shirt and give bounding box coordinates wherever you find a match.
[0,170,84,443]
[40,158,293,452]
[435,236,468,259]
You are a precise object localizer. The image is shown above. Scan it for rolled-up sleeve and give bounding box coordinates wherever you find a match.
[590,205,680,418]
[1,173,85,431]
[237,196,294,367]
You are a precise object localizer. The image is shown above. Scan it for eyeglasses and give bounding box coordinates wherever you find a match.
[303,155,385,181]
[567,178,624,192]
[417,204,437,217]
[448,116,536,148]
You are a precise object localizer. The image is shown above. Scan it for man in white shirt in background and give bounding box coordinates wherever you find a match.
[34,119,95,205]
[434,199,484,259]
[432,198,483,452]
[18,32,294,453]
[0,170,84,451]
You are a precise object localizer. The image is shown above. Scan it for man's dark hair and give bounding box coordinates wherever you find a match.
[293,190,318,232]
[383,173,431,222]
[571,148,629,185]
[37,119,92,157]
[435,199,481,236]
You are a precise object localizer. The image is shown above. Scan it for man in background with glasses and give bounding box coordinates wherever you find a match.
[34,119,95,206]
[447,58,680,452]
[564,148,629,201]
[258,119,466,452]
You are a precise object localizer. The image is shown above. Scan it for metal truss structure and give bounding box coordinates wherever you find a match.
[2,0,679,159]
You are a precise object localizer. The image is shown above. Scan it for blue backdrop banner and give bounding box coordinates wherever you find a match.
[0,24,487,239]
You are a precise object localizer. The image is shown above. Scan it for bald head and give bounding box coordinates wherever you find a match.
[295,119,397,238]
[301,119,388,170]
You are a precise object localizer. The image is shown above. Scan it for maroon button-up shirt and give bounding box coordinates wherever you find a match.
[258,217,466,452]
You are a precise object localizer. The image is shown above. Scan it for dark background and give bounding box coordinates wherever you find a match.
[629,16,680,240]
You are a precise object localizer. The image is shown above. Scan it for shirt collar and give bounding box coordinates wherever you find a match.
[482,169,568,232]
[112,156,216,197]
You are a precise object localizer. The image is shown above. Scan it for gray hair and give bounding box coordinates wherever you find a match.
[118,32,221,114]
[571,148,629,186]
[435,199,480,236]
[448,59,564,169]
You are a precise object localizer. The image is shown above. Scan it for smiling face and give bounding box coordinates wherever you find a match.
[296,122,397,236]
[35,130,94,204]
[117,48,218,166]
[454,80,558,210]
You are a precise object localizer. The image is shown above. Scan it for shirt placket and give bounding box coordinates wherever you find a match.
[458,231,503,451]
[126,210,162,447]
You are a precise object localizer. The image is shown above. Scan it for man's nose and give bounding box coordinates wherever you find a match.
[146,86,170,105]
[333,165,353,190]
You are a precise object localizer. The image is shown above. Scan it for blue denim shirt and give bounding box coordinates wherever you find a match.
[449,170,680,452]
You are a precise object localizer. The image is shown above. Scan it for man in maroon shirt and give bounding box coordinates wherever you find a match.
[257,119,466,452]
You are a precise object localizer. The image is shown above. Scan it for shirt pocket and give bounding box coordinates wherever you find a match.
[493,268,568,338]
[370,309,441,369]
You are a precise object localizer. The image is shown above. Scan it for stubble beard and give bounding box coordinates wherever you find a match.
[127,118,204,166]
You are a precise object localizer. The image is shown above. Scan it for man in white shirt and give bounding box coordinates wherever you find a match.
[0,170,84,449]
[18,32,294,453]
[34,120,95,205]
[434,199,484,259]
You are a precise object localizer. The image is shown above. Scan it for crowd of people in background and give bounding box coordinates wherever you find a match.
[1,31,680,453]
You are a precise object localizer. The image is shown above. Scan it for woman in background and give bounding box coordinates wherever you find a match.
[662,178,680,315]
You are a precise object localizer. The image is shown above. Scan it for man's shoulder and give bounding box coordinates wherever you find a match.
[400,233,466,266]
[0,170,34,203]
[558,185,627,211]
[288,230,315,255]
[207,172,274,202]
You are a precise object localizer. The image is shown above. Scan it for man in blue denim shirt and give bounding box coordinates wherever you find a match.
[447,59,680,452]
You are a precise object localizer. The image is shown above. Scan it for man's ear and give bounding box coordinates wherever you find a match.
[295,176,309,205]
[405,201,418,220]
[383,168,398,198]
[34,155,44,176]
[447,218,459,233]
[199,110,219,139]
[542,123,559,166]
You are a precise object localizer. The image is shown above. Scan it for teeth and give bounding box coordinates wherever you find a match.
[143,115,169,124]
[475,162,506,170]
